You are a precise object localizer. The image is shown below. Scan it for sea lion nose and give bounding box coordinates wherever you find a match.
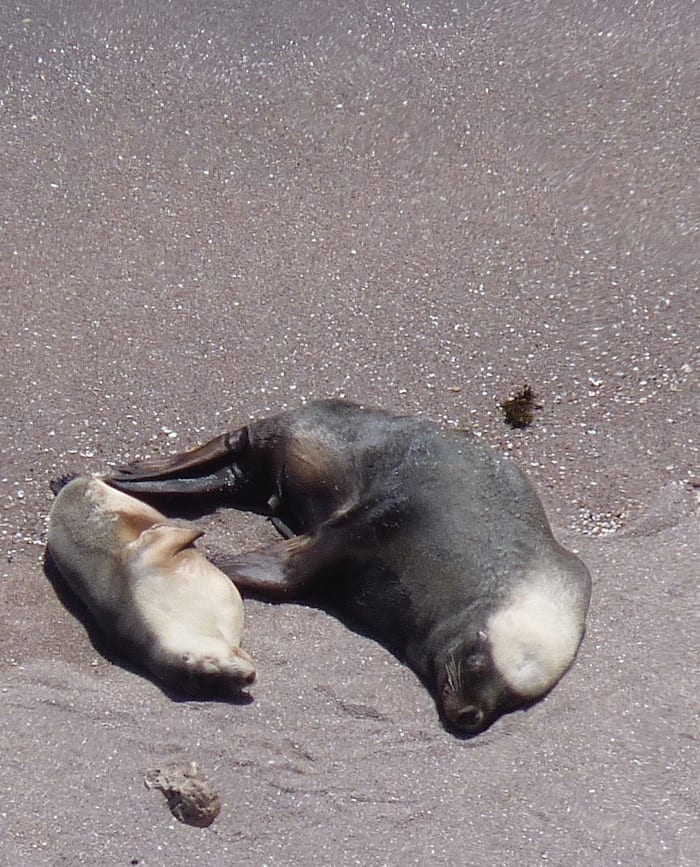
[454,705,485,732]
[235,659,257,687]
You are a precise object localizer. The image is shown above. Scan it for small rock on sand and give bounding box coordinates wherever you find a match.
[144,761,221,828]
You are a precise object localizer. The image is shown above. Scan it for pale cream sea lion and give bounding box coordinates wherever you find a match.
[47,476,255,695]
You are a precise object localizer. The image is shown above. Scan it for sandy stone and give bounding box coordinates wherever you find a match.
[144,762,221,828]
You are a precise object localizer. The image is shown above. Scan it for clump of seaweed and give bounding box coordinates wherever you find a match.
[500,386,541,429]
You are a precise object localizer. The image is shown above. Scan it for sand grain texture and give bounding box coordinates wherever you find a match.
[1,1,697,865]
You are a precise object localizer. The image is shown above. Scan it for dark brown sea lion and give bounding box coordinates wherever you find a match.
[108,399,591,735]
[47,476,256,696]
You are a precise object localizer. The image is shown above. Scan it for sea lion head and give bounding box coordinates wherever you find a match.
[434,631,512,736]
[434,566,589,736]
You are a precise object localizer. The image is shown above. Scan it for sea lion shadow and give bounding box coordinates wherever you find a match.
[100,483,257,523]
[42,548,254,707]
[237,581,506,740]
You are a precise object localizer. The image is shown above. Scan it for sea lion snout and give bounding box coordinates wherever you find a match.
[451,705,485,734]
[440,684,493,735]
[435,640,500,735]
[230,648,257,686]
[175,646,257,694]
[238,668,256,687]
[445,704,486,735]
[225,660,256,689]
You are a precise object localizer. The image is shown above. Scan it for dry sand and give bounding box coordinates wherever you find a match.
[1,2,697,864]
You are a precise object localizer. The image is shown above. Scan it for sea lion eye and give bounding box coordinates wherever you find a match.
[465,652,488,673]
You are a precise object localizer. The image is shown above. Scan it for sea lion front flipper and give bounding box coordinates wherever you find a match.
[128,524,205,566]
[215,492,409,599]
[106,428,252,500]
[213,536,319,600]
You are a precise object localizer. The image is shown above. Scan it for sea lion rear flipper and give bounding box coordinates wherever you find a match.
[106,428,250,499]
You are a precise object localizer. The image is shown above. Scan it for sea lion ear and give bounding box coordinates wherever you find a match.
[225,426,249,454]
[128,524,205,563]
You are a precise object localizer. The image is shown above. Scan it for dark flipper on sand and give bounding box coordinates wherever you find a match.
[214,492,409,600]
[106,429,254,500]
[213,537,318,600]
